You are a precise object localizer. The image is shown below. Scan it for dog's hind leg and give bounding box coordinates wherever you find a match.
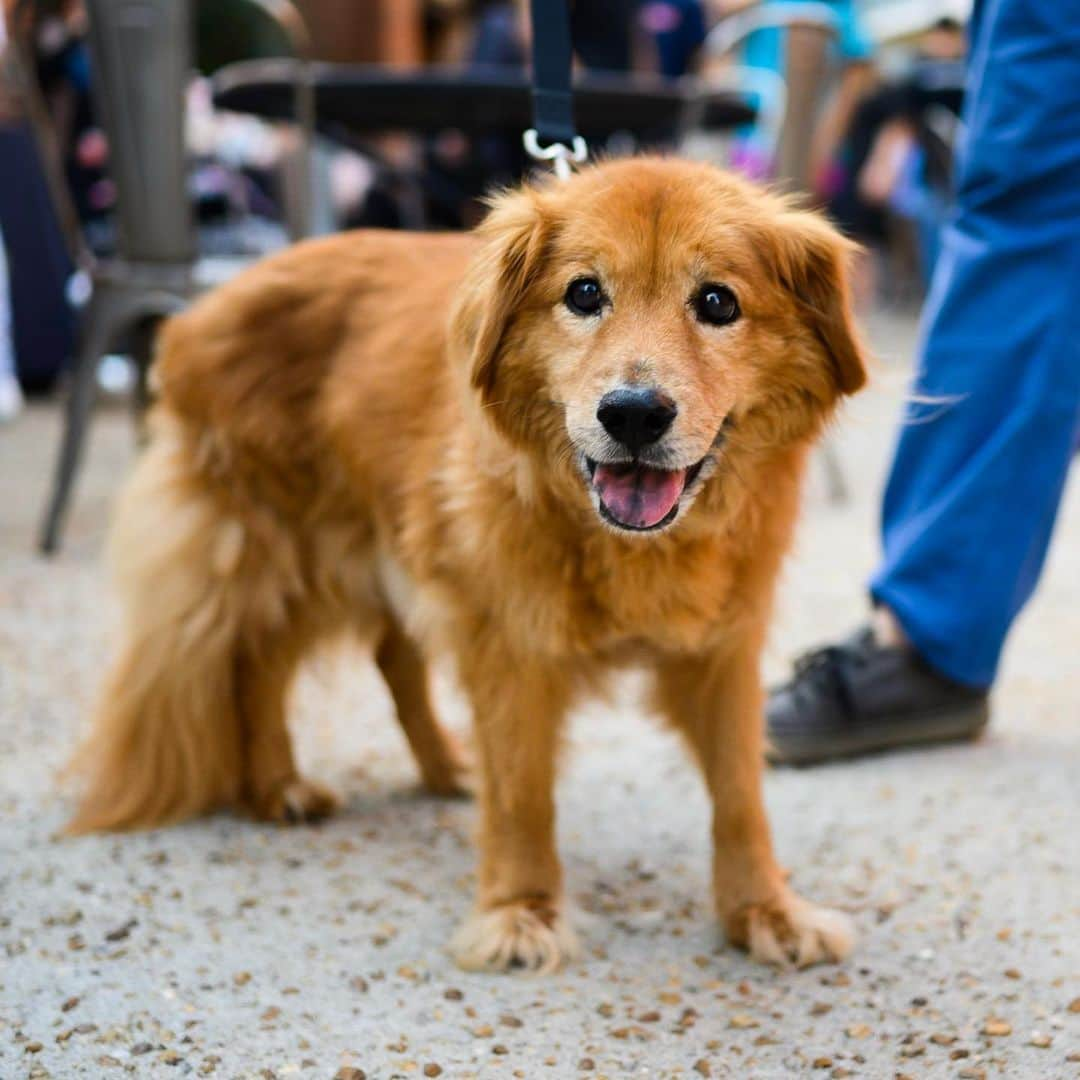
[66,423,330,832]
[374,614,471,796]
[236,635,338,823]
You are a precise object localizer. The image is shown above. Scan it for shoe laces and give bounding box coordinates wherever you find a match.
[792,645,850,690]
[787,629,876,706]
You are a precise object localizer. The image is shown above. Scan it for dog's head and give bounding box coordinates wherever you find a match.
[450,158,867,535]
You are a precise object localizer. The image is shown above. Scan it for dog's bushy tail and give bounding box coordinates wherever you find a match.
[66,419,250,833]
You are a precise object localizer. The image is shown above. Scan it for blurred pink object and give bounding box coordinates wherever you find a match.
[76,128,108,169]
[728,142,773,182]
[814,160,846,200]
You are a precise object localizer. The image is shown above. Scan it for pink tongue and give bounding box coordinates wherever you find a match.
[593,463,687,529]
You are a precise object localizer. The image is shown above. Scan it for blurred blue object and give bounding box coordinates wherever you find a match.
[737,0,872,72]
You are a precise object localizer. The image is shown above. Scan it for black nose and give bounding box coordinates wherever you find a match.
[596,387,677,453]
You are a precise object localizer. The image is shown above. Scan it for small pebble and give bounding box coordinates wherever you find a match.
[104,918,137,942]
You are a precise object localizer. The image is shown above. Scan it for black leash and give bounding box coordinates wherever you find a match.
[523,0,587,179]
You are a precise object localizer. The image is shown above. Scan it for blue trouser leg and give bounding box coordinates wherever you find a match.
[868,0,1080,689]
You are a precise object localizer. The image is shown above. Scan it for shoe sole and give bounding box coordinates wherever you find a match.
[766,699,991,766]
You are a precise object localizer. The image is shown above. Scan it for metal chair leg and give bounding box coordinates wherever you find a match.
[38,293,116,555]
[130,317,158,447]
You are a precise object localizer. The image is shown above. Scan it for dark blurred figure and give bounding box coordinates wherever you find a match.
[420,1,528,229]
[23,1,113,231]
[0,0,77,396]
[828,18,967,290]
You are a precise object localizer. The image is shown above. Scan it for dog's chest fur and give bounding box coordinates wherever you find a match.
[385,465,768,663]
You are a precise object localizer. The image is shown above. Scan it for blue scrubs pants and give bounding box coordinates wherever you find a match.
[868,0,1080,689]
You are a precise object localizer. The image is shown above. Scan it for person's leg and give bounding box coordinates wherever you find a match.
[769,0,1080,762]
[871,0,1080,687]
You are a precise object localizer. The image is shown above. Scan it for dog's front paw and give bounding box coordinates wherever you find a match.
[727,891,854,968]
[248,777,340,825]
[449,900,580,974]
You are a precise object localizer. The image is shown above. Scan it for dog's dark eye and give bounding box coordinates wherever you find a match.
[565,277,603,316]
[694,284,740,326]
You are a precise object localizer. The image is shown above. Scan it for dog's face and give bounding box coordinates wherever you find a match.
[452,158,867,535]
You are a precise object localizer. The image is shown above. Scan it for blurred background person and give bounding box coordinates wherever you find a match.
[0,0,77,400]
[828,16,966,301]
[701,0,878,186]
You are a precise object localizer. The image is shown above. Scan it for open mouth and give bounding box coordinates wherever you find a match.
[586,457,706,532]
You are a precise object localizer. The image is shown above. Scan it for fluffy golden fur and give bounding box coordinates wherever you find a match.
[68,157,866,972]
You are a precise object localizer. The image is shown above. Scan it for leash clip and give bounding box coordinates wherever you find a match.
[523,129,588,181]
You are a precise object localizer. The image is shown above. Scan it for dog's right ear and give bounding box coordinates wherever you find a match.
[452,187,549,399]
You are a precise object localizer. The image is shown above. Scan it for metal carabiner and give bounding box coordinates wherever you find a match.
[522,129,588,181]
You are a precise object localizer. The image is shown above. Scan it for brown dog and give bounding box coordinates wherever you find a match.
[68,157,866,972]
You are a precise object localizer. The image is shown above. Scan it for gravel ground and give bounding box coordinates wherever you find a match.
[1,309,1077,1079]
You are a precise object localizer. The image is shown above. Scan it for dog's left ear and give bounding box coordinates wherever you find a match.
[452,187,549,398]
[769,210,868,395]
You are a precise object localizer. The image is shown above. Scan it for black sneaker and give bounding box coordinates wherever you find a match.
[766,625,990,765]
